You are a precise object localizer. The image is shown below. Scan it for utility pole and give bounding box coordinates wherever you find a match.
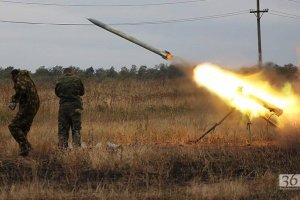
[250,0,268,67]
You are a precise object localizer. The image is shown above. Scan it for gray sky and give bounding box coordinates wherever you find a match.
[0,0,299,71]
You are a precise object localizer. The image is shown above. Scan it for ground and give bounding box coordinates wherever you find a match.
[0,78,299,199]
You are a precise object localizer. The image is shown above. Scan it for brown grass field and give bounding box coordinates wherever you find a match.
[0,78,299,199]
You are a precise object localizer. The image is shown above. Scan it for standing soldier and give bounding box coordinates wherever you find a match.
[55,67,84,149]
[8,69,40,156]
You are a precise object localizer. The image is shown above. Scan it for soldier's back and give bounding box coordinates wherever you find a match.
[16,70,39,109]
[55,74,84,109]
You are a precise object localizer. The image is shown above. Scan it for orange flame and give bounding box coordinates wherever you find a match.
[166,53,173,60]
[193,63,300,126]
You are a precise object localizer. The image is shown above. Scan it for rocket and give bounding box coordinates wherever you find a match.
[88,18,173,60]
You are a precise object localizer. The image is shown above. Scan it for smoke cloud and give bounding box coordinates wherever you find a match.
[276,127,300,150]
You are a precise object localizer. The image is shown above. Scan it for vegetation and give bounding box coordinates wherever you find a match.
[0,64,299,199]
[0,62,297,82]
[0,64,184,82]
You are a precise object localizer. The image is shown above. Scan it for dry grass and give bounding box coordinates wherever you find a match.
[0,78,299,199]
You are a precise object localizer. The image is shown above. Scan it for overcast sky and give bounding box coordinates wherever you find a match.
[0,0,299,71]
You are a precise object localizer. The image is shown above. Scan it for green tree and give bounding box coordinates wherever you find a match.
[85,67,95,78]
[106,67,118,78]
[0,66,14,80]
[119,66,130,79]
[34,66,52,81]
[138,65,147,79]
[95,68,107,81]
[129,65,137,78]
[51,66,63,77]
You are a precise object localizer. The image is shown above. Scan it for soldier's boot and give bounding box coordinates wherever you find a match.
[23,131,32,150]
[58,142,68,150]
[58,136,68,150]
[19,142,31,157]
[72,130,81,148]
[9,126,31,156]
[27,141,32,150]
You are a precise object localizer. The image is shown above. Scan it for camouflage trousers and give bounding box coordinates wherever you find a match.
[58,106,82,149]
[8,107,38,148]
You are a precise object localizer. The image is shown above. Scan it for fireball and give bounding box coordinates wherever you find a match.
[193,63,300,126]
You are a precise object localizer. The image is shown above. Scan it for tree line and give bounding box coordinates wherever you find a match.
[0,62,298,82]
[0,64,184,82]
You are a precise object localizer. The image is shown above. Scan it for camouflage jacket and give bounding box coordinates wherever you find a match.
[55,74,84,109]
[11,70,40,111]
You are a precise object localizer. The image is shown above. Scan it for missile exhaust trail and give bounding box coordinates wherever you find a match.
[88,18,173,60]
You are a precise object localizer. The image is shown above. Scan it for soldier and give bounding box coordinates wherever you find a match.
[55,67,84,149]
[8,69,40,156]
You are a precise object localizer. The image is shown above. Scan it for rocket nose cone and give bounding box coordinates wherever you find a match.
[87,18,96,24]
[87,18,107,28]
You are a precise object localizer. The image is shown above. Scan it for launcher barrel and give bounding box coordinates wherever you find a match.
[237,86,283,116]
[248,93,283,116]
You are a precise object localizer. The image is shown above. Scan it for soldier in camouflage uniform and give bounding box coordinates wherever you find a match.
[55,67,84,149]
[8,69,40,156]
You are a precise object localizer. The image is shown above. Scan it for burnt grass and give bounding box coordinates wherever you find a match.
[0,79,300,198]
[0,144,299,190]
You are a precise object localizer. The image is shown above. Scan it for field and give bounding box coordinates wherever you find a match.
[0,77,299,199]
